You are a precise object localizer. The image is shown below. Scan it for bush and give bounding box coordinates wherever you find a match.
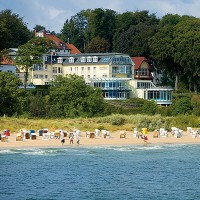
[142,100,157,115]
[172,97,192,115]
[191,95,200,116]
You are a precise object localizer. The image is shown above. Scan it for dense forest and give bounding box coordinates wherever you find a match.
[0,9,200,118]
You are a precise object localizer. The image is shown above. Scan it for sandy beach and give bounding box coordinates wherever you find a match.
[1,130,200,149]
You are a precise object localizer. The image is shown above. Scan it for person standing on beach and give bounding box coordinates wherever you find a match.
[76,137,80,144]
[70,135,74,144]
[143,135,148,144]
[61,138,65,146]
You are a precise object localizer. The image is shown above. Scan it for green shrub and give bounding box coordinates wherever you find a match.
[191,95,200,116]
[172,97,192,115]
[142,100,157,115]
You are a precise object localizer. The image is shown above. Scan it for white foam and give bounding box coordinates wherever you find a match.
[0,149,14,154]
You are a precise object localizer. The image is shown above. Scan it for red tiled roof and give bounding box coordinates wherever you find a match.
[66,43,81,54]
[45,34,81,54]
[1,58,14,65]
[45,34,63,45]
[131,57,146,70]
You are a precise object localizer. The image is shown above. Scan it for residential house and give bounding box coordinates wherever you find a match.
[131,57,153,80]
[62,53,133,99]
[16,29,81,85]
[130,57,172,105]
[0,48,17,74]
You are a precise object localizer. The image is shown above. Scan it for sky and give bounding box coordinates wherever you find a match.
[0,0,199,33]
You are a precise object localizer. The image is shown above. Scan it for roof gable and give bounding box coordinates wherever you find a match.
[131,57,147,69]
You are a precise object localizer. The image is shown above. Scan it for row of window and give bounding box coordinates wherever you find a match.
[93,81,128,89]
[112,66,131,74]
[34,74,48,79]
[103,91,129,99]
[34,64,48,71]
[135,69,149,76]
[79,56,98,63]
[112,57,132,65]
[144,91,172,101]
[71,66,96,73]
[0,70,13,73]
[137,81,155,89]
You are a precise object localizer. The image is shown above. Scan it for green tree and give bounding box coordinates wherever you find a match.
[149,14,183,91]
[0,9,31,50]
[172,97,192,115]
[113,11,159,56]
[15,37,56,90]
[33,25,45,32]
[191,95,200,116]
[60,10,87,52]
[61,8,116,52]
[172,17,200,93]
[88,8,116,51]
[47,75,105,118]
[142,100,157,115]
[0,72,22,116]
[85,36,110,53]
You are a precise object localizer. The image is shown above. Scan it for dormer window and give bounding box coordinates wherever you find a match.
[69,57,74,63]
[81,57,86,62]
[57,57,63,64]
[87,56,92,62]
[93,56,98,62]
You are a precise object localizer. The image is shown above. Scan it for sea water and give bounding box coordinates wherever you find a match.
[0,144,200,200]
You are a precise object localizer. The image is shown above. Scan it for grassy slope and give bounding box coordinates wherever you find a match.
[0,114,199,133]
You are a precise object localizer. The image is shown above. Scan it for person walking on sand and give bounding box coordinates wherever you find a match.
[61,138,65,146]
[76,137,80,144]
[70,135,74,144]
[143,135,148,144]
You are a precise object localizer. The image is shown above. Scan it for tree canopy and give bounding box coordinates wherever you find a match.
[14,37,56,90]
[47,75,105,118]
[0,9,31,50]
[0,72,22,116]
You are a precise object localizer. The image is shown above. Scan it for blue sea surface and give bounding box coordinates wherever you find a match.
[0,144,200,200]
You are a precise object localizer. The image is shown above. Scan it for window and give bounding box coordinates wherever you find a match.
[70,67,72,72]
[81,57,86,62]
[45,65,48,70]
[93,75,96,78]
[81,67,84,73]
[58,67,62,73]
[7,70,12,73]
[69,57,74,63]
[87,67,90,72]
[87,56,92,62]
[57,57,63,64]
[75,67,78,73]
[39,75,44,78]
[34,74,38,78]
[87,75,90,78]
[93,56,98,62]
[34,64,43,71]
[53,67,57,73]
[93,67,96,73]
[45,75,48,79]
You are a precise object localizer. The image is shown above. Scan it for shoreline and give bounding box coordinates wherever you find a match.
[1,130,200,149]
